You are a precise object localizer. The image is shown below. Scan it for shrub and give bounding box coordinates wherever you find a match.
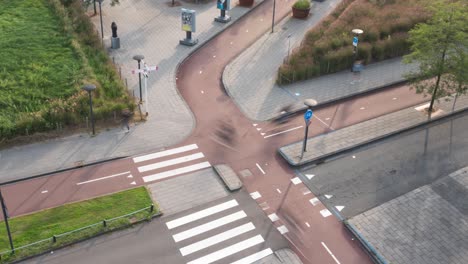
[293,0,310,10]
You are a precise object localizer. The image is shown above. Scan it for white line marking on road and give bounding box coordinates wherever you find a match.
[321,242,341,264]
[314,115,335,130]
[415,103,430,111]
[256,163,266,174]
[360,107,365,110]
[180,223,255,256]
[138,152,205,173]
[295,93,300,96]
[173,211,247,243]
[320,209,332,218]
[352,155,356,159]
[325,117,331,120]
[199,70,203,74]
[277,225,289,234]
[41,190,48,194]
[268,213,279,222]
[166,200,238,229]
[325,194,333,199]
[306,174,315,180]
[276,188,282,194]
[201,90,204,94]
[130,181,136,185]
[291,177,302,185]
[309,197,320,206]
[213,55,216,58]
[246,29,249,33]
[187,235,264,264]
[127,174,133,178]
[76,171,130,185]
[250,191,262,200]
[253,123,258,127]
[302,188,311,195]
[142,161,211,183]
[335,206,345,212]
[263,126,303,139]
[392,97,397,100]
[256,128,262,131]
[133,144,198,163]
[261,133,265,136]
[305,222,310,228]
[259,202,269,210]
[231,248,273,264]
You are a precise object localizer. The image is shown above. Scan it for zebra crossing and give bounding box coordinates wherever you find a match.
[132,144,211,183]
[165,198,274,264]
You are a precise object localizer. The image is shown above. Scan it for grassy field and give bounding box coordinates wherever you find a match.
[0,187,156,261]
[0,0,83,131]
[0,0,132,140]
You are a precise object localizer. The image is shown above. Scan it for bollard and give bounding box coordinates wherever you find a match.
[52,235,57,243]
[150,204,154,212]
[103,220,107,227]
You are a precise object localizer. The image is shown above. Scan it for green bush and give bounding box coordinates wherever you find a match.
[293,0,310,10]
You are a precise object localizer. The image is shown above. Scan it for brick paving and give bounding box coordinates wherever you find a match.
[279,94,468,166]
[348,167,468,264]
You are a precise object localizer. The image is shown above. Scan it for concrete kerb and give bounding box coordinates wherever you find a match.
[343,221,389,264]
[280,104,468,167]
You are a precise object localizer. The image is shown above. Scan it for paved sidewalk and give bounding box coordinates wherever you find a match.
[348,167,468,264]
[0,0,264,182]
[223,1,417,121]
[279,94,468,166]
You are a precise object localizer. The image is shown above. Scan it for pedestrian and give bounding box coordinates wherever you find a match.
[121,109,132,132]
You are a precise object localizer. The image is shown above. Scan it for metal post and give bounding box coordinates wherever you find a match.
[271,0,276,33]
[88,92,95,135]
[221,10,226,18]
[93,0,97,15]
[0,190,14,253]
[99,1,104,43]
[352,35,357,72]
[138,60,142,104]
[302,122,310,155]
[287,35,291,62]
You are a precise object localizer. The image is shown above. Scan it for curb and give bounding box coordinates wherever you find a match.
[344,221,388,264]
[279,104,468,167]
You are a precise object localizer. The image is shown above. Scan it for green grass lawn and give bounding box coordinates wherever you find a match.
[0,0,83,128]
[0,187,156,260]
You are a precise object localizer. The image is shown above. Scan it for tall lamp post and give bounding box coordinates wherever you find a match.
[98,0,104,43]
[301,99,317,159]
[351,28,363,72]
[133,55,145,104]
[82,84,97,135]
[0,189,14,253]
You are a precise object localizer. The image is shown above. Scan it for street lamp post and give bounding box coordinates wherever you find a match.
[301,99,317,159]
[82,84,97,135]
[351,28,363,72]
[271,0,276,33]
[133,55,145,104]
[98,0,104,43]
[0,189,14,253]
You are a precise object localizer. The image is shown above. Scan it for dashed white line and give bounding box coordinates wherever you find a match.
[305,222,310,228]
[277,225,289,234]
[263,126,303,139]
[320,209,332,217]
[276,188,282,194]
[250,191,262,200]
[309,197,320,206]
[256,163,266,175]
[321,242,341,264]
[291,177,302,185]
[41,190,48,194]
[268,213,279,222]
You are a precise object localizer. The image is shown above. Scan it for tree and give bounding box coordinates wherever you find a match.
[404,0,468,114]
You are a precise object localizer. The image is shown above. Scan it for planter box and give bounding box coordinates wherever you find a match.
[292,7,310,19]
[239,0,254,6]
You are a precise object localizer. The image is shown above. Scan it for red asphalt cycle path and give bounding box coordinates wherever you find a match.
[1,1,428,263]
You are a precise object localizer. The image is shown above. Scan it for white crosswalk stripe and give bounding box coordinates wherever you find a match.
[165,199,274,264]
[132,143,211,183]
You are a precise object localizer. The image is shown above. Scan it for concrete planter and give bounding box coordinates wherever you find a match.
[292,7,310,19]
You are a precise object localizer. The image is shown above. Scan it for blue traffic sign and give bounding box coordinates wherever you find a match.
[353,36,358,46]
[304,109,313,122]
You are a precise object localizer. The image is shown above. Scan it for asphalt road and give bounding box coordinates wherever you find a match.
[299,110,468,219]
[24,189,288,264]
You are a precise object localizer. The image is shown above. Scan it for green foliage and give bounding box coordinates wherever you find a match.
[277,0,431,85]
[404,0,468,111]
[293,0,311,10]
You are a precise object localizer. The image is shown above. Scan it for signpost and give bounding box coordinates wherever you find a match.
[180,9,198,46]
[351,29,363,72]
[215,0,231,23]
[353,36,358,47]
[132,62,158,116]
[301,109,313,158]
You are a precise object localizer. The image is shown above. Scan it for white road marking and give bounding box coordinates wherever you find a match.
[302,188,311,195]
[199,70,203,74]
[256,128,262,131]
[268,213,279,222]
[306,174,315,180]
[295,93,300,96]
[259,202,269,210]
[130,181,136,185]
[321,242,341,264]
[231,248,273,264]
[415,103,430,111]
[201,90,204,94]
[276,188,282,194]
[76,171,130,185]
[263,126,303,139]
[256,163,266,174]
[352,155,356,159]
[360,107,365,110]
[180,223,255,256]
[325,117,331,120]
[261,133,265,136]
[291,177,302,185]
[133,144,198,163]
[138,152,205,173]
[173,211,247,242]
[309,197,320,206]
[127,175,133,178]
[392,97,397,100]
[142,162,211,183]
[253,123,258,127]
[277,225,289,234]
[250,191,262,200]
[335,206,345,212]
[213,55,216,58]
[41,190,48,194]
[314,115,335,130]
[246,29,249,32]
[320,209,332,217]
[187,235,264,264]
[324,194,333,199]
[166,200,238,229]
[305,222,310,228]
